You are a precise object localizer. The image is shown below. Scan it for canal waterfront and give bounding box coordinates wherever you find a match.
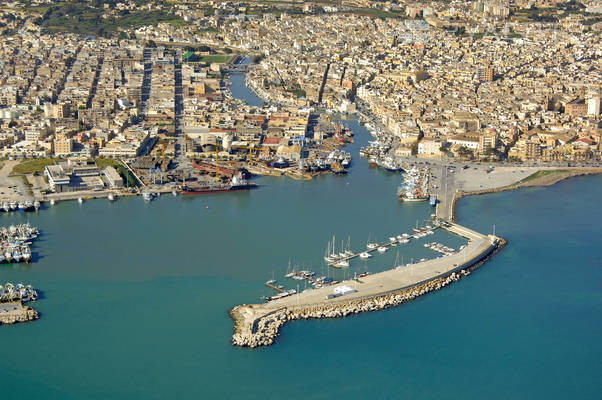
[0,65,601,399]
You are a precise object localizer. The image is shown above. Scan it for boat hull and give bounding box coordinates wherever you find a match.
[182,183,257,195]
[400,197,428,202]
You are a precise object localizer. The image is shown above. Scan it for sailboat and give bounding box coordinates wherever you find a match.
[344,236,353,256]
[366,233,378,249]
[338,239,346,258]
[285,260,295,278]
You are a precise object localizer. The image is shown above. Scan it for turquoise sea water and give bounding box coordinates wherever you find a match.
[1,74,601,399]
[1,124,601,399]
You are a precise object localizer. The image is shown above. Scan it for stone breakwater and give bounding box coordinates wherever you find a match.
[0,301,39,325]
[231,239,506,348]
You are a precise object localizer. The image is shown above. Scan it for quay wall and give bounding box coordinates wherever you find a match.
[231,238,506,348]
[450,168,602,222]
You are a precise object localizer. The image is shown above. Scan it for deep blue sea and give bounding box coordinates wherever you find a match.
[1,70,601,399]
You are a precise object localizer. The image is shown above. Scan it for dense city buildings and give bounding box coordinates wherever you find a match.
[0,0,600,196]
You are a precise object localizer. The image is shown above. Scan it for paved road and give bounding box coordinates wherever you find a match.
[139,48,152,116]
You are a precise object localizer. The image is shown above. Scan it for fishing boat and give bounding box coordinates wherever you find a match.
[269,158,289,168]
[21,246,32,263]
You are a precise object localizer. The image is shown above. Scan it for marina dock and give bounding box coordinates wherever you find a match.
[326,227,437,267]
[264,282,285,293]
[231,222,504,347]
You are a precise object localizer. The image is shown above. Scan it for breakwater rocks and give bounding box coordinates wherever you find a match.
[231,239,506,348]
[0,301,39,325]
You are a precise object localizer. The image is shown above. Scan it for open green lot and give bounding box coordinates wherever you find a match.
[10,158,59,175]
[37,1,185,37]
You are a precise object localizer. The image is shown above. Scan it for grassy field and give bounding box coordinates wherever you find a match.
[10,158,60,175]
[518,169,570,184]
[38,2,186,37]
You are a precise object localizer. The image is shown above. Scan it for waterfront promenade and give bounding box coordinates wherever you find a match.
[232,222,502,346]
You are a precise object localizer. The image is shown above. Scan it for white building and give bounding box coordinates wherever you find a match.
[588,97,600,116]
[418,140,443,156]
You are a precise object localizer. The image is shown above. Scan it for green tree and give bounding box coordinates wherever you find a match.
[410,140,419,155]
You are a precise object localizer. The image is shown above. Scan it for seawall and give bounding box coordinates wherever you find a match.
[230,222,505,348]
[450,168,602,222]
[231,238,506,347]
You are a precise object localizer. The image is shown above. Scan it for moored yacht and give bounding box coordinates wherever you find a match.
[12,249,22,263]
[22,246,32,262]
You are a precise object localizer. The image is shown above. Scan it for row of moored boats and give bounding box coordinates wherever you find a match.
[0,200,40,212]
[0,282,38,303]
[397,167,430,201]
[0,224,38,263]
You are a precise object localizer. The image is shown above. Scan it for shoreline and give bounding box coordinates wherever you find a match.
[450,168,602,222]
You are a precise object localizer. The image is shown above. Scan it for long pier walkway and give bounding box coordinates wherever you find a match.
[232,222,502,343]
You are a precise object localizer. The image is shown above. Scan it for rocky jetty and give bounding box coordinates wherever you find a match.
[232,239,506,348]
[0,301,39,325]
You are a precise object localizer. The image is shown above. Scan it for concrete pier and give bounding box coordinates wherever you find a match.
[231,222,504,347]
[0,301,39,325]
